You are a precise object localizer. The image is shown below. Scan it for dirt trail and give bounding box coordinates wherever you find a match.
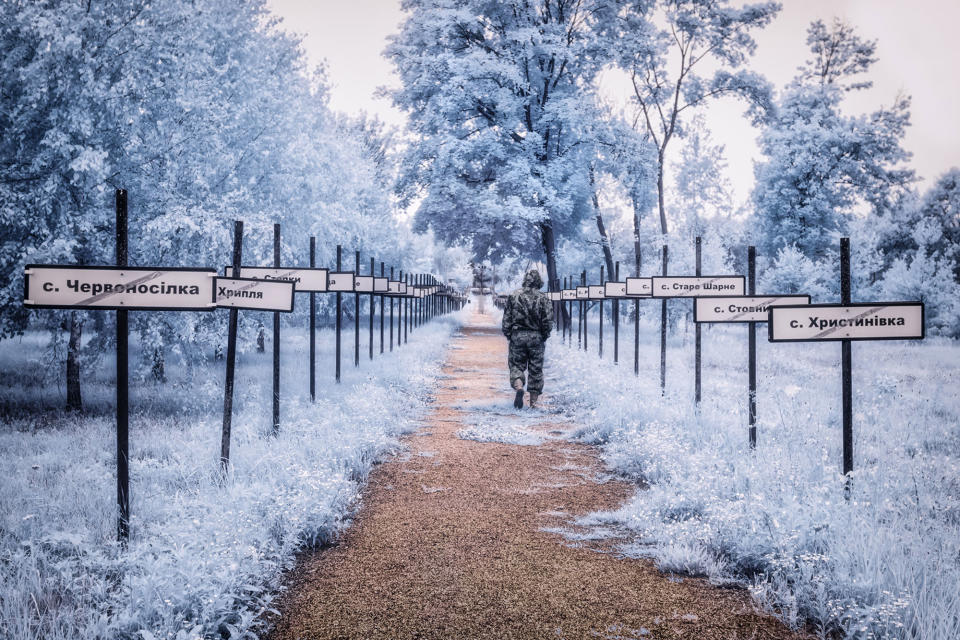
[267,310,805,639]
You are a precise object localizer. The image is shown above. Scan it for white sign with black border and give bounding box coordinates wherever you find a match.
[354,276,374,292]
[215,277,295,312]
[24,265,217,311]
[576,286,589,300]
[388,281,407,295]
[327,272,355,292]
[768,302,925,342]
[625,277,652,297]
[604,282,627,298]
[223,266,328,292]
[652,276,745,298]
[561,289,577,301]
[694,295,811,323]
[588,285,605,300]
[374,277,389,293]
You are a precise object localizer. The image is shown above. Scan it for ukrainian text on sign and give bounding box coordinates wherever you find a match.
[24,265,216,310]
[695,295,811,323]
[604,282,627,298]
[768,303,924,342]
[215,277,295,312]
[652,276,745,298]
[327,272,355,292]
[625,277,652,297]
[225,267,328,292]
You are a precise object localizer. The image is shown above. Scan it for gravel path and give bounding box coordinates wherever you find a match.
[266,310,807,639]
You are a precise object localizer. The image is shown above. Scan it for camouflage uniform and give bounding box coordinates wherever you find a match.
[501,270,553,393]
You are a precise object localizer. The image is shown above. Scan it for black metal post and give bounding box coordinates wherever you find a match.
[380,262,385,354]
[695,236,702,406]
[336,245,342,382]
[634,253,640,376]
[272,224,280,435]
[599,265,604,359]
[369,257,375,360]
[354,250,360,367]
[404,273,409,344]
[841,237,853,481]
[580,271,590,351]
[614,262,619,364]
[660,244,668,395]
[115,189,129,543]
[222,220,243,476]
[748,246,757,449]
[390,267,395,351]
[309,237,316,402]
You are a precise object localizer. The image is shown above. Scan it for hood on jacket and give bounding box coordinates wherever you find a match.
[522,269,543,290]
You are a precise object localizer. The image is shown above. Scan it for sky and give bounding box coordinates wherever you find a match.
[266,0,960,205]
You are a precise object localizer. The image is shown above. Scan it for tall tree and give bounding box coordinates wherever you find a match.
[753,19,914,260]
[386,0,620,292]
[616,0,778,236]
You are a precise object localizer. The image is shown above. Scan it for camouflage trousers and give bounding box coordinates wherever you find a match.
[508,331,546,393]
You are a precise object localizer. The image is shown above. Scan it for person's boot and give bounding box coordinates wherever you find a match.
[512,378,524,409]
[528,392,539,408]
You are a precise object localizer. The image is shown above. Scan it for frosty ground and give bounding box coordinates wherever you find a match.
[1,298,958,640]
[548,308,960,639]
[0,309,466,640]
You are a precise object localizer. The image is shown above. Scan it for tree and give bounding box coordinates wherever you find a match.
[753,19,914,261]
[386,0,621,297]
[615,0,778,238]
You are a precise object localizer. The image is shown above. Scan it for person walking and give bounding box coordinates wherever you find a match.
[501,269,553,409]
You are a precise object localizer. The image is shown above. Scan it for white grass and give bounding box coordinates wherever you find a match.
[545,312,960,639]
[0,309,465,640]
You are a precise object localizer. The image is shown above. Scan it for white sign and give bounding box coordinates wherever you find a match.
[374,277,389,293]
[604,282,627,298]
[225,267,327,292]
[768,303,925,342]
[354,276,374,292]
[652,276,744,298]
[561,289,577,301]
[24,265,216,310]
[548,292,561,301]
[388,281,407,294]
[625,277,652,297]
[695,295,811,323]
[215,277,294,312]
[588,285,605,299]
[327,272,354,292]
[576,286,589,299]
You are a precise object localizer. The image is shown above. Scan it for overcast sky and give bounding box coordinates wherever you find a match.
[267,0,960,204]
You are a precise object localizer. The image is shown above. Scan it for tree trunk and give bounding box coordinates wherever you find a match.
[256,322,265,353]
[151,347,166,383]
[66,311,83,411]
[590,165,616,279]
[632,197,644,275]
[656,156,668,236]
[539,220,570,325]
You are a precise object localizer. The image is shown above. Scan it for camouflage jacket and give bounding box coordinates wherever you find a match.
[502,271,553,341]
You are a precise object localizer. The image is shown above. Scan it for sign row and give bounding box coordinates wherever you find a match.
[549,275,923,342]
[550,276,745,300]
[23,266,456,313]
